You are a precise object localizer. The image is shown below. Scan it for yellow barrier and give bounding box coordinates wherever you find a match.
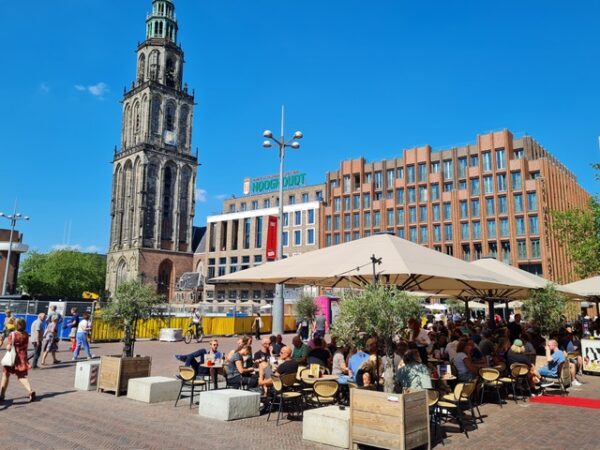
[90,315,298,342]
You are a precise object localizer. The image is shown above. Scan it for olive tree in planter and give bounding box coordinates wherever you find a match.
[295,294,319,324]
[97,281,165,396]
[521,284,567,340]
[330,284,421,393]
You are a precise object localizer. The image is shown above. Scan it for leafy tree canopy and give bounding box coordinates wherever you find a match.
[521,284,567,338]
[19,250,106,299]
[294,294,319,323]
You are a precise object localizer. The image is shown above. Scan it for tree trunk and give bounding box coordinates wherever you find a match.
[123,321,134,358]
[383,339,396,393]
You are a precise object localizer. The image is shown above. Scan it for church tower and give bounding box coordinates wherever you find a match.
[106,0,197,300]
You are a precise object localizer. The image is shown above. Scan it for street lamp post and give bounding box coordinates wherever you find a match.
[0,207,30,296]
[262,106,303,335]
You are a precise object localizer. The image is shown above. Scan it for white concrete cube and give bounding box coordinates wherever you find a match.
[74,360,101,391]
[198,389,260,421]
[159,328,183,342]
[127,376,181,404]
[303,405,350,449]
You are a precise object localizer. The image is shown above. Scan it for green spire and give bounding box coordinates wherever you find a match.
[146,0,178,43]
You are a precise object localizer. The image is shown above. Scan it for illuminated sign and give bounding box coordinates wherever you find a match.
[243,171,307,195]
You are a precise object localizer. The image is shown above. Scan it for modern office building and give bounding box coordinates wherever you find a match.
[0,229,28,295]
[322,129,589,283]
[195,183,324,312]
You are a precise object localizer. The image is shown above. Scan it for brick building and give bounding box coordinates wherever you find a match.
[195,183,324,312]
[0,229,28,295]
[322,129,589,283]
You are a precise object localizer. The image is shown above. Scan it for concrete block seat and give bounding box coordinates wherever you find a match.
[127,376,181,404]
[198,389,260,421]
[303,405,350,449]
[74,360,101,391]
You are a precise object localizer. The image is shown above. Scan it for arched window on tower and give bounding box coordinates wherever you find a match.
[116,259,129,288]
[179,166,192,247]
[165,101,176,132]
[133,102,141,140]
[149,50,160,81]
[178,105,189,150]
[165,57,175,88]
[150,95,161,135]
[143,160,159,246]
[161,165,176,242]
[137,54,146,84]
[158,21,163,37]
[154,21,159,36]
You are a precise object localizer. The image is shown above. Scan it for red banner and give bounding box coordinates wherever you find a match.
[266,215,278,261]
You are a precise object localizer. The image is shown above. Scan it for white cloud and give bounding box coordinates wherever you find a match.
[75,82,109,98]
[215,194,228,200]
[52,244,82,251]
[85,245,102,253]
[40,82,50,93]
[196,188,208,203]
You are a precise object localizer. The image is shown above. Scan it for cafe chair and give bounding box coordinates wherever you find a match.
[281,372,301,390]
[307,380,339,408]
[427,389,443,444]
[442,382,482,427]
[174,366,206,409]
[436,383,469,438]
[502,363,531,402]
[479,367,503,407]
[267,375,304,425]
[541,362,571,397]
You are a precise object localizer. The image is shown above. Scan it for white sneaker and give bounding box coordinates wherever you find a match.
[571,379,582,386]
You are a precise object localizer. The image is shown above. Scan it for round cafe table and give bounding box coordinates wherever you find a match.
[200,363,224,390]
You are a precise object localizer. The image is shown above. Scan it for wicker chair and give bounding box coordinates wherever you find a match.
[267,375,303,425]
[479,367,503,407]
[307,380,339,408]
[436,383,469,438]
[174,366,207,409]
[443,381,482,426]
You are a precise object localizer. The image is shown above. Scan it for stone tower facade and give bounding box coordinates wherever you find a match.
[106,0,197,300]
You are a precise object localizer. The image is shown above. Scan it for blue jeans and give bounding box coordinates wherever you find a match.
[73,332,92,359]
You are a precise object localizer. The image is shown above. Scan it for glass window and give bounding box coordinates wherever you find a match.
[514,194,523,213]
[443,160,453,180]
[487,219,496,238]
[431,184,440,200]
[511,171,522,190]
[514,148,524,160]
[458,157,467,178]
[444,182,453,192]
[496,148,506,170]
[393,208,403,225]
[302,192,309,202]
[443,202,452,220]
[353,213,360,228]
[432,204,440,221]
[397,228,405,239]
[408,187,416,203]
[325,215,331,231]
[483,175,493,194]
[407,165,415,183]
[374,171,383,190]
[530,171,541,180]
[471,199,480,217]
[418,163,427,182]
[460,200,468,219]
[364,211,371,227]
[334,233,340,245]
[344,214,350,229]
[470,178,480,195]
[516,217,525,235]
[243,218,251,249]
[344,196,350,210]
[307,209,315,224]
[420,226,428,243]
[353,231,360,240]
[353,194,360,209]
[333,197,341,212]
[470,154,479,167]
[482,152,492,172]
[255,216,263,248]
[307,228,315,245]
[334,215,340,230]
[387,169,395,187]
[363,193,371,208]
[501,241,511,264]
[295,211,302,226]
[419,185,428,202]
[531,239,541,258]
[294,229,301,246]
[288,195,296,205]
[396,188,405,204]
[461,222,469,240]
[419,205,427,222]
[374,211,381,226]
[459,180,467,190]
[529,215,539,234]
[488,242,498,258]
[444,223,453,241]
[387,209,394,226]
[517,240,527,259]
[251,200,258,210]
[343,175,351,193]
[498,196,507,214]
[397,167,404,179]
[409,227,417,242]
[431,162,440,173]
[409,207,417,224]
[263,199,270,208]
[527,192,537,211]
[486,198,495,216]
[315,191,323,201]
[499,218,509,237]
[325,234,331,247]
[462,244,471,261]
[283,231,289,246]
[497,174,507,192]
[386,190,393,200]
[344,232,351,242]
[433,225,441,242]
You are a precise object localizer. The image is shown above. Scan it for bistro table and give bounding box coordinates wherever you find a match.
[200,363,224,390]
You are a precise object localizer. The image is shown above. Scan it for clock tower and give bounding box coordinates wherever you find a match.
[106,0,198,300]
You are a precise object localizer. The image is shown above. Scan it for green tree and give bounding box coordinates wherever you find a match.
[101,280,166,357]
[521,284,567,338]
[19,250,106,298]
[330,285,421,392]
[294,294,319,324]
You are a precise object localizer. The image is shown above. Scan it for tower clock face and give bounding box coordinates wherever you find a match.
[164,130,177,145]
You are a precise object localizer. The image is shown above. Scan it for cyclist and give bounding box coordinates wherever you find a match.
[191,307,202,337]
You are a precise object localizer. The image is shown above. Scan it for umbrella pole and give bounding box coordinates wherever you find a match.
[505,300,509,323]
[486,299,495,329]
[464,299,470,321]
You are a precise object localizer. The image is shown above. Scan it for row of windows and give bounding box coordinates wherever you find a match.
[334,148,526,192]
[228,192,322,213]
[206,289,275,300]
[283,209,316,227]
[282,228,316,247]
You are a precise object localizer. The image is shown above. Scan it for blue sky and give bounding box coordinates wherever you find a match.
[1,0,599,254]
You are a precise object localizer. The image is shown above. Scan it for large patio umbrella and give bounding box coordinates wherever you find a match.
[212,234,532,297]
[563,276,600,315]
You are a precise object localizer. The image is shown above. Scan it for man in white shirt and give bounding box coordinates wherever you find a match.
[408,318,431,364]
[28,313,46,369]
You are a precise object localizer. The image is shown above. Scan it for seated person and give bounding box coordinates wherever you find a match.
[272,334,284,357]
[477,330,495,360]
[291,335,309,364]
[226,335,251,363]
[394,350,432,392]
[175,339,222,376]
[254,337,272,364]
[275,346,299,376]
[257,360,273,395]
[332,345,351,376]
[538,339,565,379]
[453,339,485,382]
[307,337,332,369]
[226,345,257,388]
[355,355,379,388]
[506,339,540,391]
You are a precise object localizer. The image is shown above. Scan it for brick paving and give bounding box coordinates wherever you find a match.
[0,335,598,450]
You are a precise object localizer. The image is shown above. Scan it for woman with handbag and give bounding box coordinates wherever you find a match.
[1,318,36,402]
[41,316,61,366]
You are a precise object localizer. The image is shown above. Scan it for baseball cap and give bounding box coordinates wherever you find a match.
[513,339,524,347]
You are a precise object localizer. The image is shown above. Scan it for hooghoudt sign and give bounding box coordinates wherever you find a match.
[243,172,306,195]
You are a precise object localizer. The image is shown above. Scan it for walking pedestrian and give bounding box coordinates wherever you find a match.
[64,307,79,353]
[0,309,16,347]
[28,313,46,369]
[252,313,263,340]
[0,318,36,402]
[41,316,61,365]
[72,312,93,360]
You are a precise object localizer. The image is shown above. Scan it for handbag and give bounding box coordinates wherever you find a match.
[1,332,17,367]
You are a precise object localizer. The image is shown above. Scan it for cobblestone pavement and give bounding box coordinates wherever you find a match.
[0,335,598,450]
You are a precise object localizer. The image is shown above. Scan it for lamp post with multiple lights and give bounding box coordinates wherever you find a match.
[262,106,302,335]
[0,208,29,296]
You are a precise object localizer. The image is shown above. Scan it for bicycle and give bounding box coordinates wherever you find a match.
[184,322,204,344]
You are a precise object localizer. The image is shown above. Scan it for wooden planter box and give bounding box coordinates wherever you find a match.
[97,355,152,397]
[350,388,430,450]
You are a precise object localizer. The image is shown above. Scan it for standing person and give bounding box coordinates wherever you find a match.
[252,313,263,340]
[0,319,36,402]
[508,314,523,343]
[297,317,309,341]
[191,306,202,338]
[1,310,16,347]
[29,313,46,369]
[313,311,327,339]
[41,316,61,365]
[408,318,431,365]
[72,312,93,360]
[64,307,79,353]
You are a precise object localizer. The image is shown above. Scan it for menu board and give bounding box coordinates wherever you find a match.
[581,339,600,375]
